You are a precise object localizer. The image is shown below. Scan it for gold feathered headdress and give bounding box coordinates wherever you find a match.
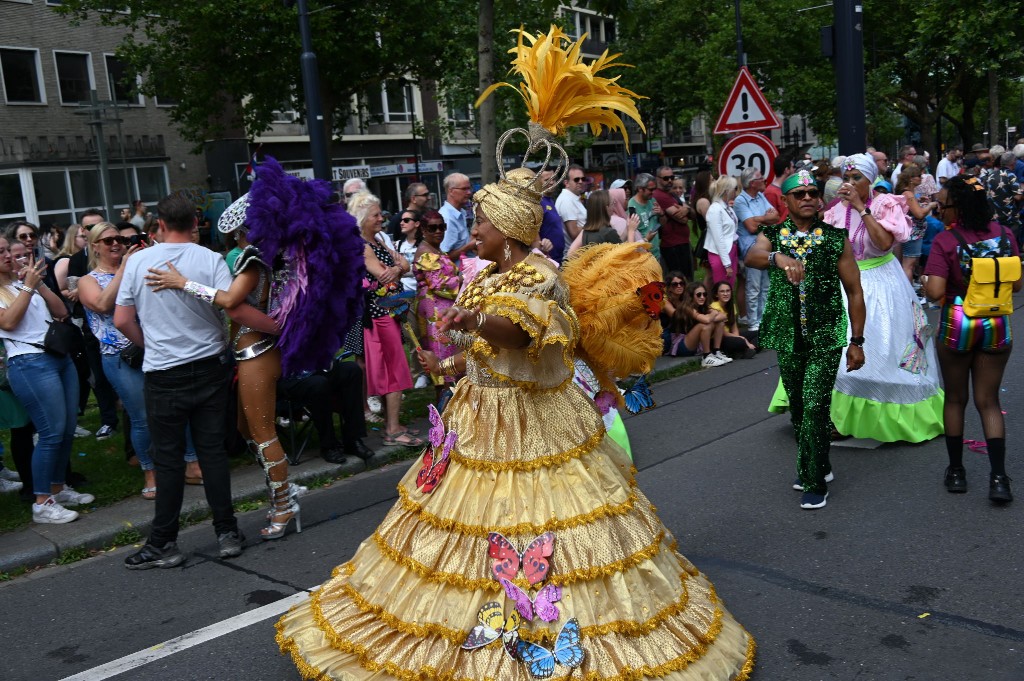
[476,25,646,195]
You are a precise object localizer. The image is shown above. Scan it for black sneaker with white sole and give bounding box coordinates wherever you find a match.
[800,491,829,509]
[217,531,245,559]
[125,542,186,570]
[792,471,835,490]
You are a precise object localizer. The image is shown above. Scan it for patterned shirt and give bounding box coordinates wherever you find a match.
[984,168,1022,231]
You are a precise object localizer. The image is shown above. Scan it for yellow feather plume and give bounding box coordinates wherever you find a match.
[476,25,646,148]
[562,242,664,398]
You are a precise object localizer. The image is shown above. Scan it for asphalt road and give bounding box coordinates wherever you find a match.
[3,344,1023,681]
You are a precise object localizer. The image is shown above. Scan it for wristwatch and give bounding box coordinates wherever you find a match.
[849,336,865,347]
[768,251,780,268]
[859,207,871,217]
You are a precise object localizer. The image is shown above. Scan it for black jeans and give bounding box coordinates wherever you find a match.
[661,244,693,281]
[81,331,119,427]
[279,360,366,450]
[144,354,237,546]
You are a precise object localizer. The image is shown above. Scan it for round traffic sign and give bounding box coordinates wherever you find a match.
[716,132,778,184]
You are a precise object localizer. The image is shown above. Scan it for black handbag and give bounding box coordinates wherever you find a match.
[119,342,145,370]
[42,319,85,358]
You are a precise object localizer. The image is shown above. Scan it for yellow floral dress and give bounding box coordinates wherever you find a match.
[277,253,755,680]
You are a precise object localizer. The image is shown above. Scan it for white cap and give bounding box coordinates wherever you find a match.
[609,179,628,189]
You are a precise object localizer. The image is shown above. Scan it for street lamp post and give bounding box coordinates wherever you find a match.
[834,0,866,155]
[285,0,331,181]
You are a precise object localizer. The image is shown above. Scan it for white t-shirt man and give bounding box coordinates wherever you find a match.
[936,156,959,184]
[555,189,586,245]
[116,242,232,372]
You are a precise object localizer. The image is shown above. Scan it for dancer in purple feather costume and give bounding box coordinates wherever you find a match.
[146,158,364,539]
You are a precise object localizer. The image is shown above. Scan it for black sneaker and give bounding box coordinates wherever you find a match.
[792,471,834,491]
[800,490,828,509]
[944,466,967,493]
[95,424,116,440]
[217,530,245,558]
[989,475,1013,503]
[125,542,186,570]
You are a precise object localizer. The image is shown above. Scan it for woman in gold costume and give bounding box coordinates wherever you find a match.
[276,26,755,681]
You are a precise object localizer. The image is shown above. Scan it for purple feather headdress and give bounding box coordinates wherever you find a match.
[243,157,365,375]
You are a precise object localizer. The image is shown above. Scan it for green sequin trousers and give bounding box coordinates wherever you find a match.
[778,348,843,494]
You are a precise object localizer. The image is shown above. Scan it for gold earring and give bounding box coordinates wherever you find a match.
[503,239,512,261]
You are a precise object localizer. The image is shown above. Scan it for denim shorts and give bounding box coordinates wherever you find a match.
[902,237,923,258]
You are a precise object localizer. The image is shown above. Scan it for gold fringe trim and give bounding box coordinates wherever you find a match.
[448,425,606,472]
[395,478,640,538]
[317,563,694,646]
[372,530,666,591]
[281,583,741,681]
[734,631,758,681]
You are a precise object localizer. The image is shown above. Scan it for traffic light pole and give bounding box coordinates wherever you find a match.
[834,0,866,154]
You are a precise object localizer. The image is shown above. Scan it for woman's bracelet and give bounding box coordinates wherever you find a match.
[14,283,36,295]
[183,280,217,305]
[439,356,458,376]
[475,311,487,333]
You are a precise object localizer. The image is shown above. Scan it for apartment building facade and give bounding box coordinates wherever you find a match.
[0,0,208,228]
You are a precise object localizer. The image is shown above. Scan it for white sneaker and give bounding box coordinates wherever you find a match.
[738,316,749,325]
[714,351,733,363]
[74,425,92,438]
[32,497,79,524]
[748,323,760,332]
[367,395,382,414]
[702,354,726,367]
[0,477,23,493]
[414,374,429,389]
[53,485,95,506]
[0,467,20,482]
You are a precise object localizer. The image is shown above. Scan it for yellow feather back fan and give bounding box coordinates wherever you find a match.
[476,25,646,149]
[561,242,665,398]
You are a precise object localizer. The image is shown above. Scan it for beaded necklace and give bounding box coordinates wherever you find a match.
[778,222,825,338]
[844,197,873,260]
[456,259,546,310]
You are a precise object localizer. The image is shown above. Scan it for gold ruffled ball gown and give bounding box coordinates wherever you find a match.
[277,254,755,680]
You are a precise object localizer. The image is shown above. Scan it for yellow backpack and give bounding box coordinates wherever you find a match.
[952,228,1021,317]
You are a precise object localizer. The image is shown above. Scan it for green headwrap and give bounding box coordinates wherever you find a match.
[782,169,816,194]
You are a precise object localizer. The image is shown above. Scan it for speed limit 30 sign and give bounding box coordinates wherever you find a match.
[716,132,778,184]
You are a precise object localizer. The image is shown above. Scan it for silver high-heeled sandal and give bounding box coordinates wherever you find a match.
[261,484,301,540]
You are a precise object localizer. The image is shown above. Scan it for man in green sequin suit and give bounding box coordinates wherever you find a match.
[746,170,866,509]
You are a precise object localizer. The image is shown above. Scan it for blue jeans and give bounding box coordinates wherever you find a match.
[102,354,153,471]
[745,267,770,327]
[8,352,79,496]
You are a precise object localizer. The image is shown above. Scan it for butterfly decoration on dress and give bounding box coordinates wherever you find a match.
[415,404,455,493]
[515,618,585,679]
[635,281,666,319]
[899,299,934,375]
[376,289,416,316]
[500,578,562,623]
[621,374,655,414]
[461,601,522,660]
[488,531,555,586]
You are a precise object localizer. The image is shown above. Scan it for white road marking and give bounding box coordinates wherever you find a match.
[60,589,313,681]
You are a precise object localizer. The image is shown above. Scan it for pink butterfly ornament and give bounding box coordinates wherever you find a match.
[500,578,562,623]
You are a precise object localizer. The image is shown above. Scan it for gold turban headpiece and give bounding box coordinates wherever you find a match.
[473,167,545,245]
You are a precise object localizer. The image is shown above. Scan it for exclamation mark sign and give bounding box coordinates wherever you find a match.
[741,92,749,120]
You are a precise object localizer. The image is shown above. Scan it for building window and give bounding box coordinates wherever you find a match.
[0,172,27,220]
[366,81,413,123]
[446,97,472,124]
[0,48,45,104]
[54,51,94,105]
[104,54,142,106]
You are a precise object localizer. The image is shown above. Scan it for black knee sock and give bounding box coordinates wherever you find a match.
[987,438,1006,477]
[945,435,964,469]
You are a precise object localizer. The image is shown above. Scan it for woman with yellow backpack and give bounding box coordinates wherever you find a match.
[924,175,1023,503]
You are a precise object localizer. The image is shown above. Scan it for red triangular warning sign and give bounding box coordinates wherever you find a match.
[713,66,782,135]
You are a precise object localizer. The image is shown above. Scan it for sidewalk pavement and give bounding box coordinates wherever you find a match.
[0,354,698,575]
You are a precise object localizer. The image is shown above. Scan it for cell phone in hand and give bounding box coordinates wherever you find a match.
[627,206,637,217]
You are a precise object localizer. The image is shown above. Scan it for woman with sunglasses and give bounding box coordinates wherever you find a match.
[666,282,731,366]
[395,210,422,294]
[78,223,156,500]
[711,281,757,359]
[0,237,87,524]
[822,153,943,443]
[923,176,1022,502]
[414,209,461,399]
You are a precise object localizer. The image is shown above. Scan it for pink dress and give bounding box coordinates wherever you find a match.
[415,251,461,378]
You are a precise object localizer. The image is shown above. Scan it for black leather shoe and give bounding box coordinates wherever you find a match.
[944,466,967,493]
[989,474,1013,503]
[322,447,347,464]
[346,439,375,461]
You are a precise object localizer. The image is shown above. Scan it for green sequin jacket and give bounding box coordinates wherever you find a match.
[759,218,849,353]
